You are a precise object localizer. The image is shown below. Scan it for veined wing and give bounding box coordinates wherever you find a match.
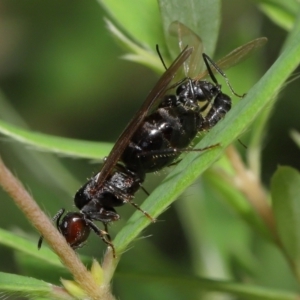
[194,37,267,81]
[95,46,193,188]
[169,21,204,78]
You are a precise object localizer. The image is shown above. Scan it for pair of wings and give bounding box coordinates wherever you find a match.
[95,21,267,188]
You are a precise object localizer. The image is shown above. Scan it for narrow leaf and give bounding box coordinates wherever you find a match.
[256,0,299,31]
[0,119,112,159]
[117,272,299,300]
[98,0,164,50]
[0,228,62,268]
[271,166,300,269]
[0,272,72,300]
[290,129,300,148]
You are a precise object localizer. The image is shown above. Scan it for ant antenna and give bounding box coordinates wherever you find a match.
[202,53,244,98]
[156,44,168,71]
[237,139,247,149]
[156,45,191,94]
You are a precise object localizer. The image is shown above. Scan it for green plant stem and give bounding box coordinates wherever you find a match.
[225,146,300,284]
[225,146,276,240]
[0,157,114,300]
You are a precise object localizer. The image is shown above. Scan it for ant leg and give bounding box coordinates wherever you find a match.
[167,159,182,167]
[237,139,247,149]
[105,181,154,221]
[188,77,195,99]
[199,101,210,113]
[103,222,112,241]
[123,162,155,222]
[171,143,220,154]
[37,234,44,250]
[85,219,116,258]
[104,181,154,221]
[126,199,156,223]
[139,143,220,159]
[156,44,168,70]
[168,77,188,90]
[108,163,154,220]
[202,53,244,98]
[140,184,150,196]
[54,208,66,230]
[38,208,65,249]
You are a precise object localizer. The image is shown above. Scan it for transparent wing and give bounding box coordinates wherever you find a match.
[95,46,193,188]
[194,37,268,81]
[169,21,204,78]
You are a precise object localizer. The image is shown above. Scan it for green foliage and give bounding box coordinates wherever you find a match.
[0,118,112,159]
[255,0,300,30]
[0,0,300,299]
[271,167,300,277]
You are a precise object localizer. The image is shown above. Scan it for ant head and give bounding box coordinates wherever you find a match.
[58,212,91,249]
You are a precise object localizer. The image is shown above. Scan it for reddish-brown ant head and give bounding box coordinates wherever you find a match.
[58,212,91,249]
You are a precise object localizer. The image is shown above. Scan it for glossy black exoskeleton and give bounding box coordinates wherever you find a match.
[38,44,193,257]
[38,22,267,257]
[174,53,233,131]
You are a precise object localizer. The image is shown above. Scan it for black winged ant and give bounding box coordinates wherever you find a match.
[38,22,266,257]
[37,45,193,256]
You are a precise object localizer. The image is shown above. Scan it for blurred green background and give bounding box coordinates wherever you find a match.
[0,0,299,299]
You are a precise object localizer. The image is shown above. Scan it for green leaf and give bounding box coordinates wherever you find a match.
[112,9,300,258]
[159,0,221,59]
[98,0,164,50]
[0,228,92,272]
[0,271,72,300]
[117,272,299,300]
[205,167,272,240]
[105,19,165,73]
[271,166,300,271]
[102,0,221,74]
[0,228,63,268]
[0,271,50,293]
[246,107,271,177]
[256,0,300,30]
[0,118,112,159]
[0,92,81,193]
[290,129,300,148]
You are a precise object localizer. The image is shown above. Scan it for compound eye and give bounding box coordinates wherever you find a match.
[176,82,189,97]
[59,213,90,249]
